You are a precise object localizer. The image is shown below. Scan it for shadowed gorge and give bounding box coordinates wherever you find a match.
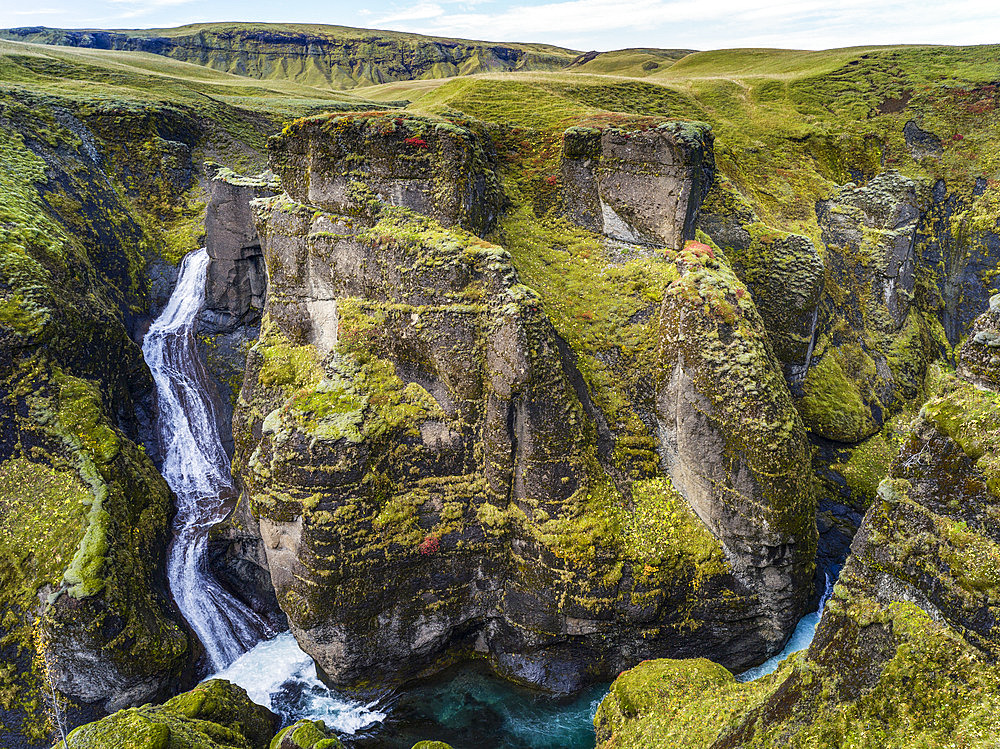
[0,23,999,749]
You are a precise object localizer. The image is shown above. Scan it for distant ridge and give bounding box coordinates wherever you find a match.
[0,22,582,90]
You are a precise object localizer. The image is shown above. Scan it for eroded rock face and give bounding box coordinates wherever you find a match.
[958,293,1000,388]
[217,113,816,693]
[561,123,715,249]
[198,165,279,455]
[656,243,817,654]
[202,163,276,334]
[269,113,503,236]
[595,330,1000,746]
[697,177,824,385]
[801,171,937,443]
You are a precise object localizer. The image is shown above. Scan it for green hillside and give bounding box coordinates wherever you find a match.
[0,22,582,90]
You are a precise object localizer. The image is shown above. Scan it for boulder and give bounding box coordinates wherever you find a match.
[561,122,715,249]
[55,679,278,749]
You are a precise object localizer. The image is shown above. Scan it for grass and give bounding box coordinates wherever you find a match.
[0,22,581,91]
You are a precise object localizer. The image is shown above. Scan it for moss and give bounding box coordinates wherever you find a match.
[921,373,1000,496]
[798,347,874,442]
[595,657,783,749]
[830,410,915,507]
[257,326,324,389]
[614,477,727,580]
[59,679,277,749]
[411,743,454,749]
[269,719,343,749]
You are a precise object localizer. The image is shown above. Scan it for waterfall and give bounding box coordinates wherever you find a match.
[737,573,834,682]
[143,248,267,671]
[143,249,384,735]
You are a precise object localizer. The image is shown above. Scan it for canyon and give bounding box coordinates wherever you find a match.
[0,25,999,749]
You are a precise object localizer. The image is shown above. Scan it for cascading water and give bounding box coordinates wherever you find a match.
[142,248,835,747]
[737,572,835,683]
[143,248,267,670]
[144,248,384,736]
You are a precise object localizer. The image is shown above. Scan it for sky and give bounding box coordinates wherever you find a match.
[1,0,999,52]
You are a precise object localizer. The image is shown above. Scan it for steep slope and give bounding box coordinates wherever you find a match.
[0,23,579,90]
[0,40,382,746]
[595,305,1000,745]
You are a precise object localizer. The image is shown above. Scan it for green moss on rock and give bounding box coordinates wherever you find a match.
[58,680,278,749]
[269,719,343,749]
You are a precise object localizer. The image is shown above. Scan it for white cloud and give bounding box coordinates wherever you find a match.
[102,0,199,20]
[367,0,1000,49]
[373,2,446,25]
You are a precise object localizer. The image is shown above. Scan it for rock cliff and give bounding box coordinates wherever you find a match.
[594,303,1000,747]
[211,111,817,693]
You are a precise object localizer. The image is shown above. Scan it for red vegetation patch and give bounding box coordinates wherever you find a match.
[683,240,716,260]
[419,534,440,554]
[405,137,430,148]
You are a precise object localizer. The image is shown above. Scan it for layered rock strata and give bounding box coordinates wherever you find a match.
[595,303,1000,747]
[214,112,817,692]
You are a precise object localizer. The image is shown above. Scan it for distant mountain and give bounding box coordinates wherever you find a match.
[0,22,582,89]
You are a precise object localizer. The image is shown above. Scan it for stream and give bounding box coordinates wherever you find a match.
[143,248,831,748]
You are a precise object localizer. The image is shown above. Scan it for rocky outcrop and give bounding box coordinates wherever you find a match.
[54,679,278,749]
[561,123,715,249]
[697,176,824,384]
[917,176,1000,346]
[0,24,577,90]
[269,113,504,237]
[197,165,279,455]
[594,306,1000,747]
[656,241,817,654]
[958,292,1000,387]
[201,163,276,334]
[801,171,937,443]
[212,112,817,695]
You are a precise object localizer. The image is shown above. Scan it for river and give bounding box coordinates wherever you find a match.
[143,247,829,748]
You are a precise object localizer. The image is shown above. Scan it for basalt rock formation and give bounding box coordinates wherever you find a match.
[0,24,578,90]
[594,303,1000,747]
[210,111,817,693]
[560,123,715,248]
[53,679,278,749]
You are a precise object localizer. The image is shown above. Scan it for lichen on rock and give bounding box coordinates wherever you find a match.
[214,110,819,696]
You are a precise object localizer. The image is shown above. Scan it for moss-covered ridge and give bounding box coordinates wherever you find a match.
[391,45,1000,448]
[595,315,1000,747]
[54,679,278,749]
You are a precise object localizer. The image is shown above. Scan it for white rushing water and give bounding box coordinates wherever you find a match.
[211,632,386,734]
[737,573,834,682]
[145,249,384,735]
[143,248,267,670]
